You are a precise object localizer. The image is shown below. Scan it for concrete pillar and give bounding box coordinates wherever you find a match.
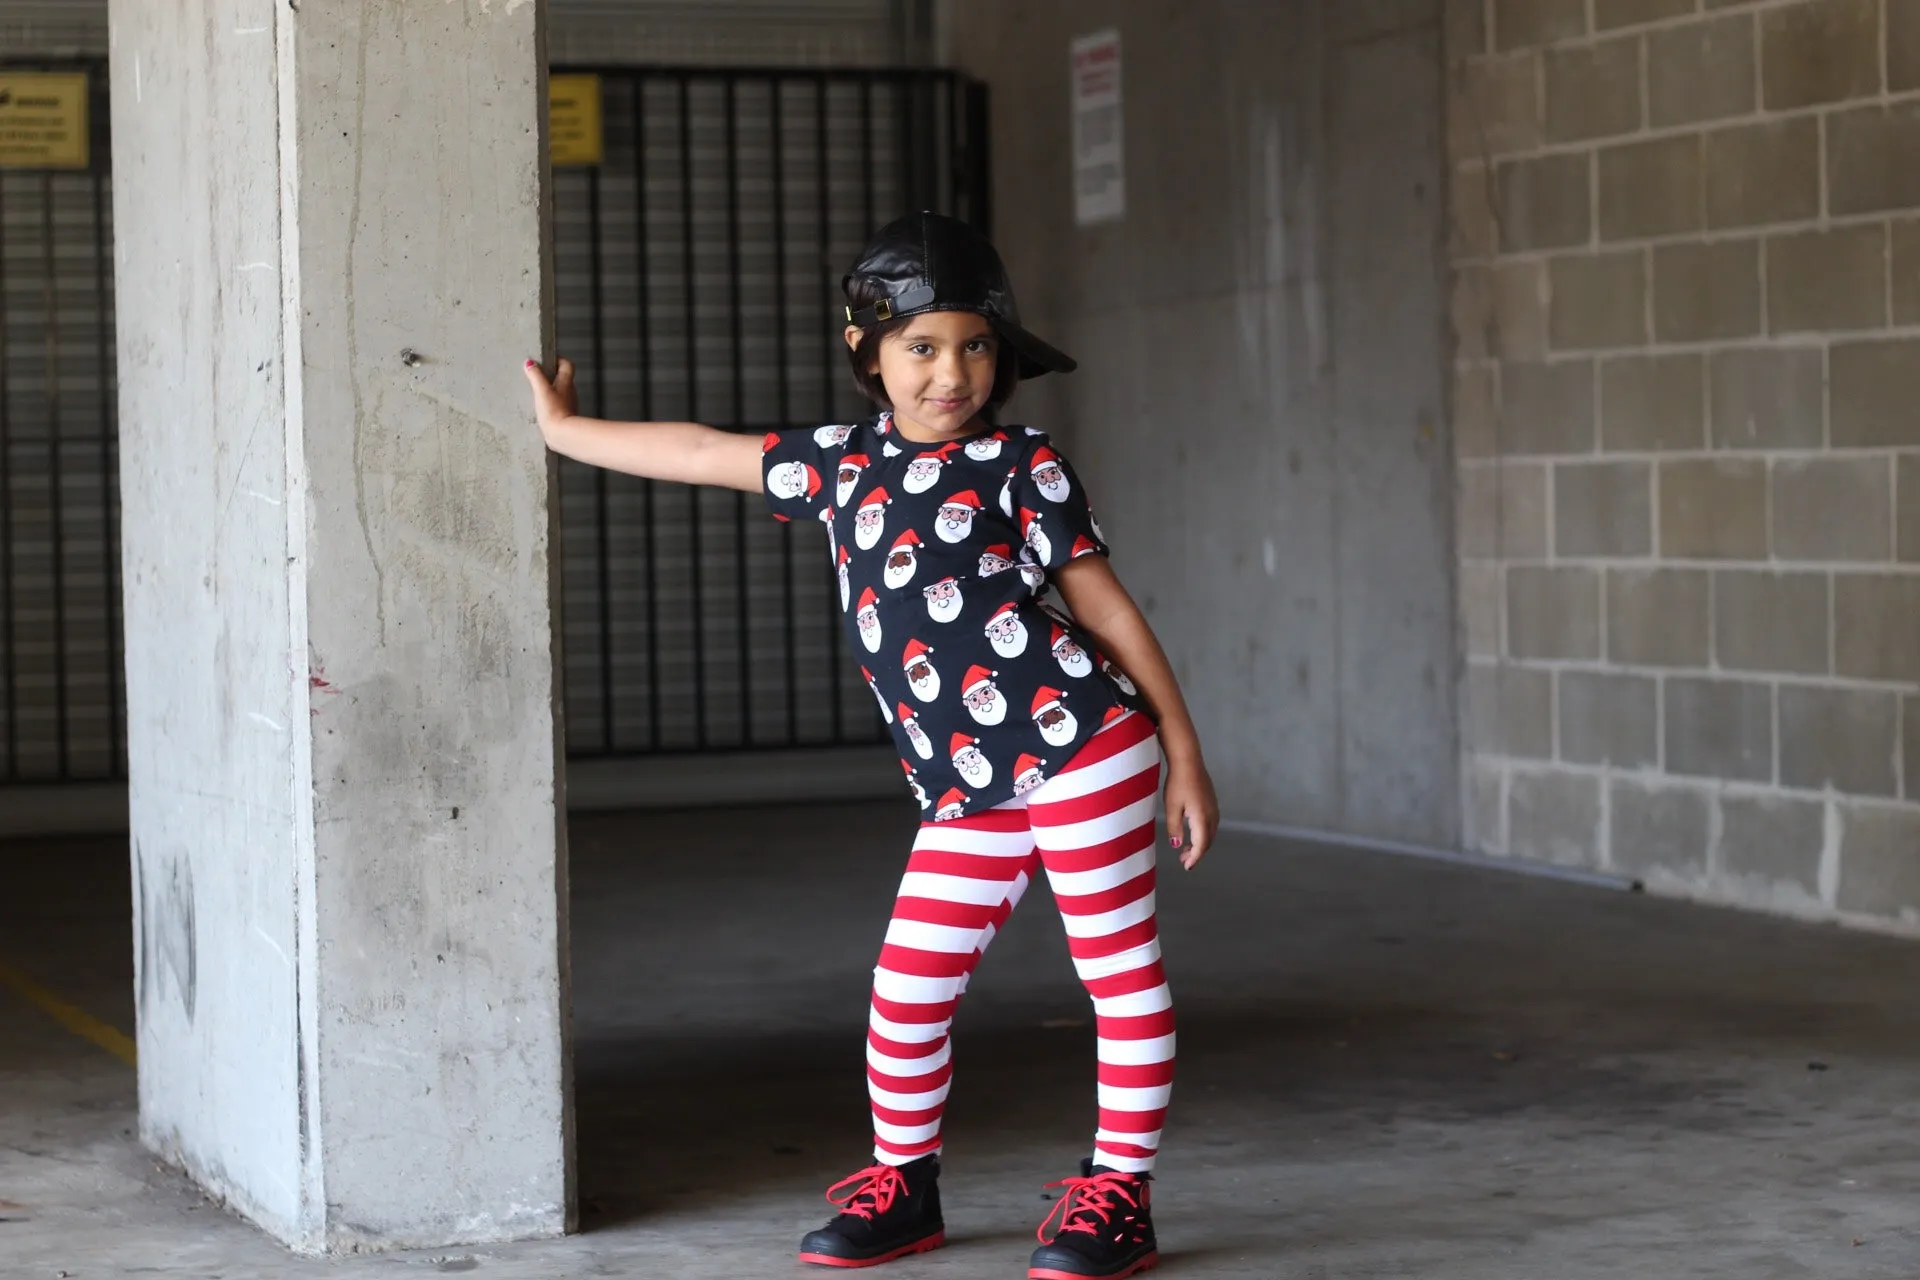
[108,1,570,1252]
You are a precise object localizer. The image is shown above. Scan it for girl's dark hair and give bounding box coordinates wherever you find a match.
[843,275,1020,411]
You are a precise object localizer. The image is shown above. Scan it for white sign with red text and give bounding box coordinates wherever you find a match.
[1070,29,1125,225]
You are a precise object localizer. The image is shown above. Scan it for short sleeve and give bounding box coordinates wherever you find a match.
[1015,436,1108,571]
[761,425,848,523]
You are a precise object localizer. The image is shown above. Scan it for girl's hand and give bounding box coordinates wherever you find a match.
[523,357,579,444]
[1164,759,1219,870]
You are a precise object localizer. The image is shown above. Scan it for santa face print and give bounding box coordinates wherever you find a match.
[952,742,994,788]
[1034,702,1080,748]
[985,611,1029,659]
[936,496,981,544]
[883,538,919,590]
[836,458,867,508]
[864,669,893,722]
[815,424,853,449]
[998,474,1015,518]
[837,551,852,611]
[978,546,1014,577]
[1054,634,1094,679]
[903,455,946,495]
[1031,455,1072,503]
[857,600,882,653]
[905,652,941,702]
[767,461,816,502]
[923,577,964,624]
[900,707,935,759]
[854,497,888,550]
[903,765,930,810]
[1025,516,1052,565]
[1018,559,1046,592]
[965,433,1005,462]
[882,439,903,458]
[934,793,966,822]
[1102,657,1138,696]
[963,680,1009,727]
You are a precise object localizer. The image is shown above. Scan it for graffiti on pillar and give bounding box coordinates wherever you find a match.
[136,842,198,1023]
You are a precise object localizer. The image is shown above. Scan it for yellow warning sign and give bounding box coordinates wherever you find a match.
[549,74,603,168]
[0,71,89,170]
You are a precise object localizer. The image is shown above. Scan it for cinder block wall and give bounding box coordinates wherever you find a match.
[1450,0,1920,929]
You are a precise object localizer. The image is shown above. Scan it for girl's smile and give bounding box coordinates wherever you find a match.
[845,310,1001,444]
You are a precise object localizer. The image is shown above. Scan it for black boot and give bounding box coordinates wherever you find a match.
[798,1154,945,1268]
[1028,1159,1158,1280]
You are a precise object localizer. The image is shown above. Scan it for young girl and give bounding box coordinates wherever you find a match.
[525,211,1218,1280]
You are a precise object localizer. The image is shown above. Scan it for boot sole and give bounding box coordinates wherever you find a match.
[1029,1250,1159,1280]
[799,1230,947,1268]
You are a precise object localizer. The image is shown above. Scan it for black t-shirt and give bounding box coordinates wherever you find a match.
[762,411,1150,820]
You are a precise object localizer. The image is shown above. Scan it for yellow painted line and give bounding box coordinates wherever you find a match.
[0,962,136,1067]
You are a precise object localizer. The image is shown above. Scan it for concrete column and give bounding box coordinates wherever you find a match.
[108,0,570,1252]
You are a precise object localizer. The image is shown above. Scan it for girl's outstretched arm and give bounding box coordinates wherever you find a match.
[1053,556,1220,870]
[524,357,761,492]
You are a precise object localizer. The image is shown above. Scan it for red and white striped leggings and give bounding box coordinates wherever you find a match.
[867,710,1173,1174]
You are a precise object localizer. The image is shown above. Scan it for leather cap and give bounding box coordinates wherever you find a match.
[843,211,1076,378]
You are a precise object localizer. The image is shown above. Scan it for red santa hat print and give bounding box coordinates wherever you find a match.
[943,490,984,511]
[1050,624,1073,651]
[962,664,996,696]
[903,638,933,664]
[1014,752,1045,776]
[949,732,979,760]
[1070,535,1100,558]
[1031,686,1067,716]
[1029,446,1061,474]
[890,529,923,551]
[860,487,892,513]
[857,587,879,612]
[840,453,870,473]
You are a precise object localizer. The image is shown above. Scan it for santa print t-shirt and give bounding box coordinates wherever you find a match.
[761,411,1150,821]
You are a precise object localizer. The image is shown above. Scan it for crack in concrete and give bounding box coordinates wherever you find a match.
[345,9,386,643]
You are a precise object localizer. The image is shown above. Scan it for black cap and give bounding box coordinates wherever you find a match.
[842,211,1076,379]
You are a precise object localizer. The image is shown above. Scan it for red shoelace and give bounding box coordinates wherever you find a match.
[824,1163,910,1221]
[1036,1170,1145,1242]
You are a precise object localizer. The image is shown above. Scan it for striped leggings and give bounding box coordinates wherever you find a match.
[867,710,1174,1174]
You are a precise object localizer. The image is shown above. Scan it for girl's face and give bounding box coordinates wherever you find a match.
[845,311,999,442]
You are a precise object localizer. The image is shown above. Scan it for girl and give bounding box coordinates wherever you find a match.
[525,211,1218,1280]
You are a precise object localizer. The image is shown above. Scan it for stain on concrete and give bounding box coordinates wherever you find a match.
[137,843,198,1023]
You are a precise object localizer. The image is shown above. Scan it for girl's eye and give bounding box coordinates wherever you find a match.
[966,340,992,354]
[909,343,934,356]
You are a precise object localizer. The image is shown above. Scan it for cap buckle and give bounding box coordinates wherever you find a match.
[872,298,893,322]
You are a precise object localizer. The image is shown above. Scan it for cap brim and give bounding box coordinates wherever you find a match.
[991,319,1077,378]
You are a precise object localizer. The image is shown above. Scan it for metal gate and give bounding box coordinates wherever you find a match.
[552,67,989,757]
[0,61,988,784]
[0,59,118,785]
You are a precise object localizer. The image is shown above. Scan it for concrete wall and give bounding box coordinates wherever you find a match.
[1449,0,1920,930]
[113,0,570,1250]
[945,0,1460,846]
[110,0,306,1234]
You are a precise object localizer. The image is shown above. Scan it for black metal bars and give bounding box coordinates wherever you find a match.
[553,66,988,759]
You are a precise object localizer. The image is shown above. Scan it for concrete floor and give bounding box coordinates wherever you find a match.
[5,800,1920,1278]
